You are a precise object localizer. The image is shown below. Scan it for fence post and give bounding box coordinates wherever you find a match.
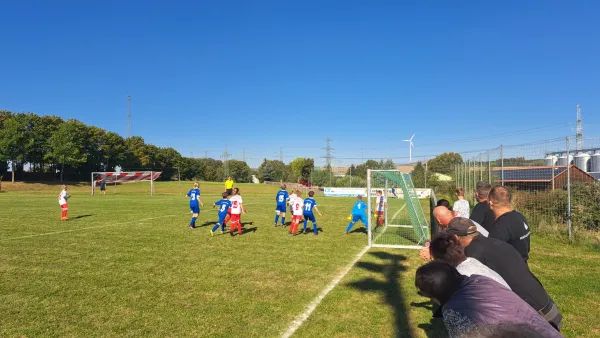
[479,154,483,181]
[487,150,491,183]
[566,137,572,240]
[500,145,505,185]
[424,161,428,188]
[367,169,372,247]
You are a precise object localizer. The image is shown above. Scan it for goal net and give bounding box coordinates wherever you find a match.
[91,171,162,195]
[367,170,430,249]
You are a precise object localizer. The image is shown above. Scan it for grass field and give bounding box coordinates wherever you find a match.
[1,181,599,337]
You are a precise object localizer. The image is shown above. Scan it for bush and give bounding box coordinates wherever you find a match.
[334,175,366,188]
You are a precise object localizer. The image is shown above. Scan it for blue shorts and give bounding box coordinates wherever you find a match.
[218,213,228,224]
[352,213,368,224]
[276,203,287,213]
[304,213,316,223]
[190,205,200,214]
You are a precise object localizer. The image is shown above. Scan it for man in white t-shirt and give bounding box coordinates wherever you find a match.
[289,191,305,236]
[229,188,247,236]
[58,185,70,220]
[375,190,387,227]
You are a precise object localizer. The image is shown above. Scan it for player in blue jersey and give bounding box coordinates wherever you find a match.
[210,192,232,236]
[302,191,323,235]
[345,195,369,234]
[391,186,399,198]
[274,184,289,227]
[186,182,204,229]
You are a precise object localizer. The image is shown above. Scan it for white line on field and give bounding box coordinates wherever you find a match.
[391,203,407,221]
[281,245,370,338]
[3,214,181,241]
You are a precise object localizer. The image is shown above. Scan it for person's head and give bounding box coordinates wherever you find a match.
[308,191,314,197]
[291,188,297,194]
[429,232,467,266]
[415,260,464,305]
[446,217,480,248]
[222,192,228,199]
[475,181,492,202]
[281,184,287,190]
[228,176,232,180]
[62,185,67,190]
[376,190,382,196]
[233,187,239,195]
[488,185,512,215]
[456,187,465,198]
[436,199,452,210]
[357,195,363,200]
[433,206,455,228]
[297,191,302,197]
[194,182,199,188]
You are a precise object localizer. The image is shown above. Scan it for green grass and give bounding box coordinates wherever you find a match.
[1,181,598,337]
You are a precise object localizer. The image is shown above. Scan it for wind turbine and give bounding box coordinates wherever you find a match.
[402,134,415,164]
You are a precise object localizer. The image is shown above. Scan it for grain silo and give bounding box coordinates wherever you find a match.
[591,151,600,173]
[575,153,591,172]
[544,155,558,166]
[557,154,573,166]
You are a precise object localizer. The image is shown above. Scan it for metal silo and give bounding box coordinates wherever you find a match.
[591,151,600,173]
[557,154,573,166]
[544,155,558,166]
[575,153,591,172]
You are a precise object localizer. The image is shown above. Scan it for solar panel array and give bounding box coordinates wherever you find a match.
[491,167,567,181]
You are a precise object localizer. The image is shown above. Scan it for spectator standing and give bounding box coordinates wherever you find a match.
[225,176,234,196]
[415,261,563,338]
[452,187,469,218]
[446,218,562,331]
[488,185,531,262]
[469,181,495,232]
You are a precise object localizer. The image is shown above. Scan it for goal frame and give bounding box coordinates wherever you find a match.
[367,169,429,250]
[91,171,159,196]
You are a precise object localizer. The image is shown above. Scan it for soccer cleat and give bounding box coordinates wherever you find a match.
[314,233,318,236]
[303,229,307,234]
[274,223,278,227]
[210,230,214,237]
[189,224,196,229]
[230,231,235,237]
[344,231,348,235]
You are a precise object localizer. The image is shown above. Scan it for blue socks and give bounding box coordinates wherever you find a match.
[191,217,197,226]
[275,215,279,224]
[303,219,308,231]
[313,223,318,234]
[281,216,286,225]
[212,223,220,232]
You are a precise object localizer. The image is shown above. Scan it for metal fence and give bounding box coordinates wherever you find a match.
[453,137,600,239]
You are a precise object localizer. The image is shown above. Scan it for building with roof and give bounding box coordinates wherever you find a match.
[492,165,596,191]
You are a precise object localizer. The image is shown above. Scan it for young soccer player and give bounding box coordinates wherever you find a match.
[303,191,323,235]
[58,185,71,220]
[285,188,298,228]
[345,195,369,234]
[391,186,399,198]
[99,179,106,195]
[274,184,289,227]
[229,188,247,236]
[289,191,304,236]
[210,192,232,236]
[186,182,204,229]
[375,190,387,227]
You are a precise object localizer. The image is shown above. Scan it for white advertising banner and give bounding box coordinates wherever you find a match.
[370,188,432,199]
[323,187,367,197]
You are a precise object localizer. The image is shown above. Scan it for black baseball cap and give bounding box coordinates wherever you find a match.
[446,217,478,236]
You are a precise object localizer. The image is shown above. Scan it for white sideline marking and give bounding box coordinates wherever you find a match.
[3,214,180,241]
[390,204,406,221]
[281,245,370,338]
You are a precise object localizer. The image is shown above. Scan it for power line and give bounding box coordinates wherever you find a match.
[221,146,231,177]
[323,138,334,167]
[127,94,131,138]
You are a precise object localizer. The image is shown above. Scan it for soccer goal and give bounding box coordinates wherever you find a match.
[367,169,430,249]
[91,171,162,195]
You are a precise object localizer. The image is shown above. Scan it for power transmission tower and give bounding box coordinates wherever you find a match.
[127,94,131,137]
[221,146,231,177]
[576,105,583,151]
[204,151,208,158]
[323,138,334,168]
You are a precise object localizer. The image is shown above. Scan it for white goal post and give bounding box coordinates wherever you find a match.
[91,171,162,196]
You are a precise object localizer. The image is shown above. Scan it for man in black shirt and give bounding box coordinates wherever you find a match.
[488,185,531,261]
[469,181,495,232]
[446,217,562,331]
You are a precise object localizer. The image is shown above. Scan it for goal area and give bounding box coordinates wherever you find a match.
[91,171,162,195]
[367,170,430,249]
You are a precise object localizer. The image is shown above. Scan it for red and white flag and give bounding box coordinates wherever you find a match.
[95,172,162,183]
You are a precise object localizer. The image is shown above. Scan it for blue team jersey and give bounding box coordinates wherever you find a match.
[352,200,367,214]
[187,188,201,207]
[303,198,317,214]
[276,190,289,205]
[214,199,232,217]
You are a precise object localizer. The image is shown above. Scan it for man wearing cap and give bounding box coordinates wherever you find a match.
[488,185,531,262]
[445,217,562,332]
[470,181,495,232]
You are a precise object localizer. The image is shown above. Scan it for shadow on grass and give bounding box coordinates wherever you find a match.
[72,214,94,220]
[241,226,258,235]
[347,251,414,338]
[411,302,447,337]
[349,227,367,234]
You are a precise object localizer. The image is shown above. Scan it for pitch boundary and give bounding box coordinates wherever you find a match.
[281,245,370,338]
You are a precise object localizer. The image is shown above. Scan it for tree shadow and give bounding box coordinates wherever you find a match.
[347,251,414,338]
[72,214,94,220]
[411,302,447,338]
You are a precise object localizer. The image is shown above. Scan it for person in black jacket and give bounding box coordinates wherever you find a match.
[469,181,495,232]
[446,217,562,331]
[488,185,531,262]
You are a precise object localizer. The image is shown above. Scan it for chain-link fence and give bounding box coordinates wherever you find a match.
[453,137,600,239]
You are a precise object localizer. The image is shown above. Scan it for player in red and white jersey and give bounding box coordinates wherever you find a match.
[289,191,305,236]
[58,185,71,220]
[229,188,247,236]
[375,190,387,226]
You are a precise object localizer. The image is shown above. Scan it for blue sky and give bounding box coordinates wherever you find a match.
[1,1,599,167]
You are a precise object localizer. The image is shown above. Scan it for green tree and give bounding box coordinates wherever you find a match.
[257,159,287,182]
[48,119,88,181]
[311,168,332,187]
[289,157,315,180]
[353,159,381,179]
[217,160,252,183]
[427,152,463,175]
[0,115,28,183]
[102,132,127,171]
